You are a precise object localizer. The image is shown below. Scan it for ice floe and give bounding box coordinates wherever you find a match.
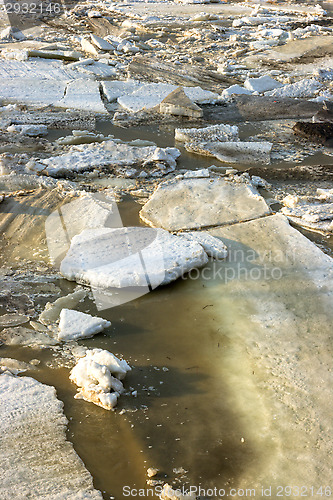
[69,348,131,409]
[58,309,111,341]
[117,82,219,112]
[281,190,333,233]
[29,141,181,178]
[0,358,35,375]
[185,141,273,164]
[0,326,57,347]
[60,227,209,289]
[39,290,88,326]
[140,178,271,231]
[0,313,29,327]
[265,79,322,98]
[55,79,107,114]
[175,124,239,143]
[0,373,102,497]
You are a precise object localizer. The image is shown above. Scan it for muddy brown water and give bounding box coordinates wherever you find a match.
[0,199,265,499]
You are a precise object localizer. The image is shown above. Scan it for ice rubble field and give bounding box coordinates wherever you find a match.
[0,0,333,498]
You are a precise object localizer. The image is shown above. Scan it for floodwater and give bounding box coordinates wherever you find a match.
[0,122,332,499]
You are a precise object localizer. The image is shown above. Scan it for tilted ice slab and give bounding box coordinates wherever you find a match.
[140,178,271,231]
[117,82,219,112]
[45,193,122,264]
[30,141,180,178]
[0,373,102,499]
[175,123,239,143]
[185,141,272,164]
[58,309,111,341]
[39,290,88,325]
[55,79,106,114]
[70,348,131,410]
[265,79,322,98]
[60,227,209,289]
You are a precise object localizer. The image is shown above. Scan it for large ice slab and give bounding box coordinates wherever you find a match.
[30,141,180,178]
[58,309,111,341]
[185,141,272,164]
[175,123,239,143]
[0,78,67,107]
[140,178,271,231]
[101,80,142,102]
[60,227,209,289]
[205,214,333,489]
[45,193,122,264]
[0,373,102,498]
[117,82,219,112]
[55,79,106,114]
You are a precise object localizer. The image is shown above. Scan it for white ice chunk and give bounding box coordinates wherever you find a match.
[55,79,107,114]
[265,79,322,98]
[221,85,253,98]
[58,309,111,341]
[60,226,209,289]
[244,76,283,93]
[69,348,130,410]
[175,123,239,143]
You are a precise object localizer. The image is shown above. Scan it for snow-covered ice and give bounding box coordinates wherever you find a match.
[58,309,111,341]
[29,141,181,178]
[175,124,239,143]
[60,227,209,289]
[69,348,131,410]
[140,178,271,231]
[0,373,102,498]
